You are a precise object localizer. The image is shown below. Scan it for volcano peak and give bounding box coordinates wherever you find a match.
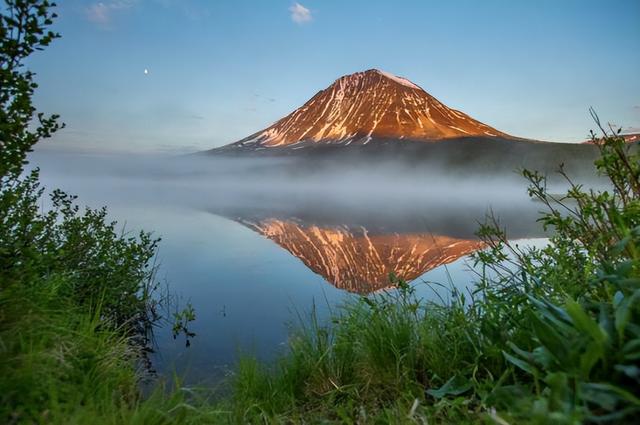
[216,69,512,151]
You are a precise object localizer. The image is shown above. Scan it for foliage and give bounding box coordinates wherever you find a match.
[0,170,161,332]
[1,0,62,178]
[172,301,196,347]
[481,114,640,423]
[0,2,194,423]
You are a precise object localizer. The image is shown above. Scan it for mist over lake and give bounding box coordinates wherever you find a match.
[27,147,561,384]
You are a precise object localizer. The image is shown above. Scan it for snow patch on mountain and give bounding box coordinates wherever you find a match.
[377,70,421,90]
[218,69,512,151]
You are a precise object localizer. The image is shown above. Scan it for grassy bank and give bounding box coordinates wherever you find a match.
[0,278,221,424]
[0,175,206,424]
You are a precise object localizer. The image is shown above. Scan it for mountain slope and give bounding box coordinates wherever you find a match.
[214,69,513,152]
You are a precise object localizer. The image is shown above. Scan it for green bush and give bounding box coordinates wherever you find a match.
[0,171,161,333]
[0,2,191,423]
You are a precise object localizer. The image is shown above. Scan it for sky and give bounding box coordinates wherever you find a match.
[27,0,640,153]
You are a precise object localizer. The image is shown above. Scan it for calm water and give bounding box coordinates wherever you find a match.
[30,149,547,385]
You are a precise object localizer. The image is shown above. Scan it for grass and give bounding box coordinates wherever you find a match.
[0,276,226,425]
[222,283,491,423]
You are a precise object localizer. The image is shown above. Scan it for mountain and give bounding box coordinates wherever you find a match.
[205,68,600,176]
[236,217,484,293]
[211,69,515,153]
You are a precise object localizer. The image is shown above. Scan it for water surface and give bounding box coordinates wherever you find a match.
[30,149,547,384]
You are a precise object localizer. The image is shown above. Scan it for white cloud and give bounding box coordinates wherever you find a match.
[85,1,136,27]
[289,2,312,24]
[85,3,110,24]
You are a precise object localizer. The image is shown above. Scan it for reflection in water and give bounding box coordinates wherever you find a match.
[236,217,485,293]
[28,149,557,383]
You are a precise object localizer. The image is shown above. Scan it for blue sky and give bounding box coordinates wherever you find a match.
[29,0,640,153]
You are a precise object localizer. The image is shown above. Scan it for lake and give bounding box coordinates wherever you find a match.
[29,148,549,386]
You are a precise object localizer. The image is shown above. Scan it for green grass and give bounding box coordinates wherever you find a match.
[0,276,228,425]
[222,285,493,423]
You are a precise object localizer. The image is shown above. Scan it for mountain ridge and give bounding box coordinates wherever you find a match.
[210,69,518,153]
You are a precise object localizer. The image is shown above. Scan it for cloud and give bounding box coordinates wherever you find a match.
[85,3,110,24]
[289,2,312,24]
[85,1,135,27]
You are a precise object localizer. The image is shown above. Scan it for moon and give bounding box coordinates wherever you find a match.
[144,68,149,75]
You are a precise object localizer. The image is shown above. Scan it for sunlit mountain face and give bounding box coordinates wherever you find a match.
[234,217,484,294]
[212,69,515,153]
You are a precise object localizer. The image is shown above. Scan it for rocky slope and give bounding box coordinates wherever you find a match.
[213,69,514,152]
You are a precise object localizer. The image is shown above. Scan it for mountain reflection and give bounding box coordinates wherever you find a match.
[236,217,484,294]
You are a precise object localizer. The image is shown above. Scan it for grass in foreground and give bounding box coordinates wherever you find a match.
[0,276,223,425]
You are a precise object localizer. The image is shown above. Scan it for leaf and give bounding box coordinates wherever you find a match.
[507,341,535,361]
[565,299,608,347]
[610,236,631,257]
[579,342,604,377]
[581,382,640,408]
[613,291,624,308]
[615,289,640,338]
[530,315,569,367]
[503,351,538,376]
[622,339,640,361]
[614,364,640,379]
[426,375,472,399]
[528,296,571,327]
